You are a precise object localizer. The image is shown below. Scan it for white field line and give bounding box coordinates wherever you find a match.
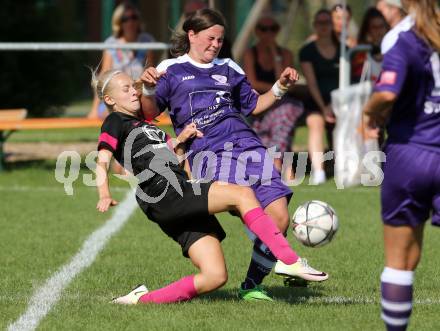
[7,190,137,331]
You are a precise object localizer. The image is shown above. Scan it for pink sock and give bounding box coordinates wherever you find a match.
[139,275,197,304]
[243,207,299,265]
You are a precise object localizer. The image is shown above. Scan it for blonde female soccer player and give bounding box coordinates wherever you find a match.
[93,69,317,305]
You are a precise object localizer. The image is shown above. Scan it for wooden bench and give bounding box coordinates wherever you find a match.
[0,108,28,121]
[0,109,172,170]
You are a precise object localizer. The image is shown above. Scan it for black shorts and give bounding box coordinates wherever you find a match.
[137,179,226,257]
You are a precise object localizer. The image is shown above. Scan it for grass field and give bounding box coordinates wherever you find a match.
[1,126,439,331]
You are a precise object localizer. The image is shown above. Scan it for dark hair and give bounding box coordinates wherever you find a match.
[313,9,340,47]
[357,7,388,44]
[331,3,352,15]
[170,8,226,57]
[314,8,332,22]
[255,15,280,32]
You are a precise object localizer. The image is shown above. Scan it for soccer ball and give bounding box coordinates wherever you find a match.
[291,200,338,247]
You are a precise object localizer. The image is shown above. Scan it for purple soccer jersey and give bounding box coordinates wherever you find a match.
[375,29,440,152]
[154,54,292,207]
[376,30,440,227]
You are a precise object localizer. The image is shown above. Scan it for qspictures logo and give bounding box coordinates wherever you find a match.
[54,132,386,202]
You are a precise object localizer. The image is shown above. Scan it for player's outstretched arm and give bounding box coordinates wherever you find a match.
[96,149,118,212]
[139,67,165,120]
[252,67,299,116]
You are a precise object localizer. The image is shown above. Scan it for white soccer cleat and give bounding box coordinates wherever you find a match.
[274,258,329,282]
[111,284,149,305]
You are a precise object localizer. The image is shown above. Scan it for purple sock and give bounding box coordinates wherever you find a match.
[381,267,414,331]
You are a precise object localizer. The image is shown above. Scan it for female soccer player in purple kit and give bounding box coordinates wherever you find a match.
[363,0,440,329]
[140,8,328,301]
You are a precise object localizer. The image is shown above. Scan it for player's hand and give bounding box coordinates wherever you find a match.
[359,115,379,140]
[97,197,118,213]
[323,105,336,123]
[177,123,204,144]
[278,67,299,89]
[140,67,166,88]
[134,80,143,97]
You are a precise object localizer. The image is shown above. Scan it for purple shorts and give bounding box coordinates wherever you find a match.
[191,138,292,208]
[381,144,440,227]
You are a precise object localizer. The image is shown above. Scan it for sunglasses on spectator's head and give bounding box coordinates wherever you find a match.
[121,14,139,23]
[257,24,279,33]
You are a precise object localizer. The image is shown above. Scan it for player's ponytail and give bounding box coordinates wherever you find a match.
[404,0,440,51]
[170,8,226,57]
[170,30,190,58]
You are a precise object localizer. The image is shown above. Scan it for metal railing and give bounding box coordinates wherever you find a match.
[0,42,170,51]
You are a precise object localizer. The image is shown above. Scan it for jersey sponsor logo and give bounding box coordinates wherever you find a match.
[211,74,229,86]
[377,71,397,86]
[215,91,232,104]
[188,90,234,128]
[182,75,195,81]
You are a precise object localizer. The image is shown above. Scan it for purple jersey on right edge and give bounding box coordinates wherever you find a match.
[374,29,440,151]
[378,29,440,227]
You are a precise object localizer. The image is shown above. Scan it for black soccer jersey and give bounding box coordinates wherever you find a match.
[97,111,187,188]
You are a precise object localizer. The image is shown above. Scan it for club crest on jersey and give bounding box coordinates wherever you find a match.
[141,126,166,142]
[211,74,229,86]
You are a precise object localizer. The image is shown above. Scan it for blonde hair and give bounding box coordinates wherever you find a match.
[111,1,143,38]
[91,69,123,111]
[403,0,440,50]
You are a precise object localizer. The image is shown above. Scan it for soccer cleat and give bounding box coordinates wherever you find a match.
[274,258,329,282]
[111,284,149,305]
[239,285,274,302]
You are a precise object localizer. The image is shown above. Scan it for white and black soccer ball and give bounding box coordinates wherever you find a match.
[291,200,338,247]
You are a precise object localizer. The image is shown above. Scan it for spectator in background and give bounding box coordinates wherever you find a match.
[299,9,340,185]
[88,1,156,119]
[243,15,303,180]
[351,8,389,83]
[331,3,357,48]
[376,0,411,54]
